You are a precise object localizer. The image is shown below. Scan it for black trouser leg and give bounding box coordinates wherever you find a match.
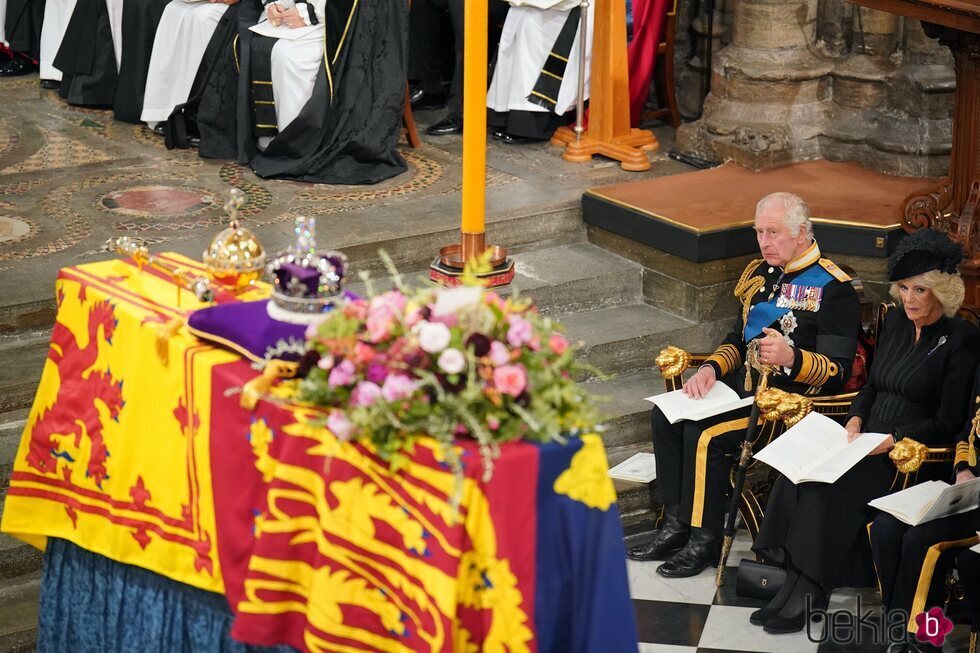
[407,0,449,93]
[870,512,908,610]
[650,406,683,511]
[677,410,749,533]
[956,548,980,627]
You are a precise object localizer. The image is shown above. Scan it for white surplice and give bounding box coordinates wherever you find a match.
[486,3,593,116]
[39,0,78,80]
[140,0,228,124]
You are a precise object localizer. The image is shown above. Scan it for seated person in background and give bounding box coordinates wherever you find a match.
[54,0,123,106]
[627,193,861,578]
[230,0,407,183]
[38,0,76,87]
[955,547,980,653]
[141,0,237,129]
[870,366,980,653]
[487,0,592,143]
[112,0,176,123]
[1,0,43,76]
[751,229,979,635]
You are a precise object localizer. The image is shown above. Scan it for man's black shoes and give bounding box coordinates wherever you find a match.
[0,57,38,77]
[40,79,60,89]
[627,514,689,561]
[655,527,720,577]
[409,88,446,110]
[490,130,546,145]
[426,116,462,136]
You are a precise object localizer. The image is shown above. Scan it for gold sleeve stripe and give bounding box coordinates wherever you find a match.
[706,344,741,377]
[795,350,837,387]
[955,442,973,467]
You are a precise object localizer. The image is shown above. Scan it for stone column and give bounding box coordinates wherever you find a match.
[674,0,834,169]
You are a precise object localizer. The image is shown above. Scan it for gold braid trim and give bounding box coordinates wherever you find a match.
[705,344,741,378]
[890,438,929,474]
[756,388,813,428]
[794,350,838,387]
[656,346,692,378]
[734,259,766,331]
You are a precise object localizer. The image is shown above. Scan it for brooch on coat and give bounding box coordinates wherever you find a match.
[927,335,947,357]
[779,311,797,347]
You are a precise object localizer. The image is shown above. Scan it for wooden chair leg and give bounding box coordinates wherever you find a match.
[402,84,421,149]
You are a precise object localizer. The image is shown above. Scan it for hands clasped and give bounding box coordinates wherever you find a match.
[267,3,305,28]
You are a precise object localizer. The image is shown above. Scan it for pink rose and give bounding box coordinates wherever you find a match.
[438,348,466,375]
[365,291,406,343]
[489,340,511,366]
[493,364,527,397]
[326,410,354,440]
[417,321,451,353]
[381,374,418,402]
[352,341,377,365]
[487,416,501,431]
[506,317,533,348]
[328,360,356,387]
[351,381,382,407]
[548,333,568,355]
[344,299,369,320]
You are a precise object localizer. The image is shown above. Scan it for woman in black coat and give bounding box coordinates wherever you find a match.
[750,229,979,634]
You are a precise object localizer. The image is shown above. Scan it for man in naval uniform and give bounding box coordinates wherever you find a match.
[627,191,862,577]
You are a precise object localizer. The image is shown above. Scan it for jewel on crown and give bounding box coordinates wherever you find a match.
[265,217,348,323]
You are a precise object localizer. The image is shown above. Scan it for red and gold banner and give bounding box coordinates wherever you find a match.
[1,255,266,592]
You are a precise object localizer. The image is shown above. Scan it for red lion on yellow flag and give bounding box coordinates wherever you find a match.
[26,296,124,488]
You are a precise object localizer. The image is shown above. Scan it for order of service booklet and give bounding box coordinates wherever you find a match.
[868,477,980,526]
[752,411,891,484]
[643,383,753,424]
[608,453,658,483]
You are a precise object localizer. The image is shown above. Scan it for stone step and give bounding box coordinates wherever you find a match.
[348,241,642,318]
[0,330,49,414]
[558,304,730,377]
[1,408,43,583]
[0,571,40,653]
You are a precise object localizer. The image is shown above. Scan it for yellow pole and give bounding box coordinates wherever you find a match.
[460,0,488,250]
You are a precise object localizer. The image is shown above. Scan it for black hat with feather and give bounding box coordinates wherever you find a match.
[888,229,963,282]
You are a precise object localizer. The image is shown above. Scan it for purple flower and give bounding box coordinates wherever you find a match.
[381,374,418,402]
[465,333,491,357]
[326,410,354,440]
[351,381,382,407]
[366,363,388,384]
[506,317,533,348]
[328,360,356,388]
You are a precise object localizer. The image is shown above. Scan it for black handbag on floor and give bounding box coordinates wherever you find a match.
[735,559,787,600]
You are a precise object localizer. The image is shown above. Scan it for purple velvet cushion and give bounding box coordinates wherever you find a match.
[187,300,308,363]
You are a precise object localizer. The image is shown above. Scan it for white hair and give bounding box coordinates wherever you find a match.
[756,192,814,240]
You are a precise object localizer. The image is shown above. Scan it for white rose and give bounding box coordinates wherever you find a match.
[417,321,451,353]
[438,348,466,375]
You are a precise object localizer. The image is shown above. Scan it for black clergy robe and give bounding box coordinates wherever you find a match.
[54,0,117,106]
[229,0,408,184]
[113,0,173,123]
[5,0,44,58]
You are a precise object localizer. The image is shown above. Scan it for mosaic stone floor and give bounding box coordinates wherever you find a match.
[0,74,681,311]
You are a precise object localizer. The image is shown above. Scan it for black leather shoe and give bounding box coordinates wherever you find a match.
[655,527,720,578]
[152,123,166,136]
[763,611,807,634]
[0,57,37,76]
[187,136,201,148]
[426,116,462,136]
[491,129,546,144]
[749,606,778,626]
[39,78,60,89]
[907,637,942,653]
[885,642,909,653]
[626,513,689,561]
[410,88,446,109]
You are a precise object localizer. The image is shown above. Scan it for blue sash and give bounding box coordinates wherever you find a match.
[743,265,833,341]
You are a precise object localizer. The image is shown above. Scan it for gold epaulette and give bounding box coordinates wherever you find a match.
[705,343,741,378]
[794,350,839,387]
[734,258,766,301]
[819,258,851,282]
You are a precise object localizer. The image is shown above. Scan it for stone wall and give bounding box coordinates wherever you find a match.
[669,0,954,177]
